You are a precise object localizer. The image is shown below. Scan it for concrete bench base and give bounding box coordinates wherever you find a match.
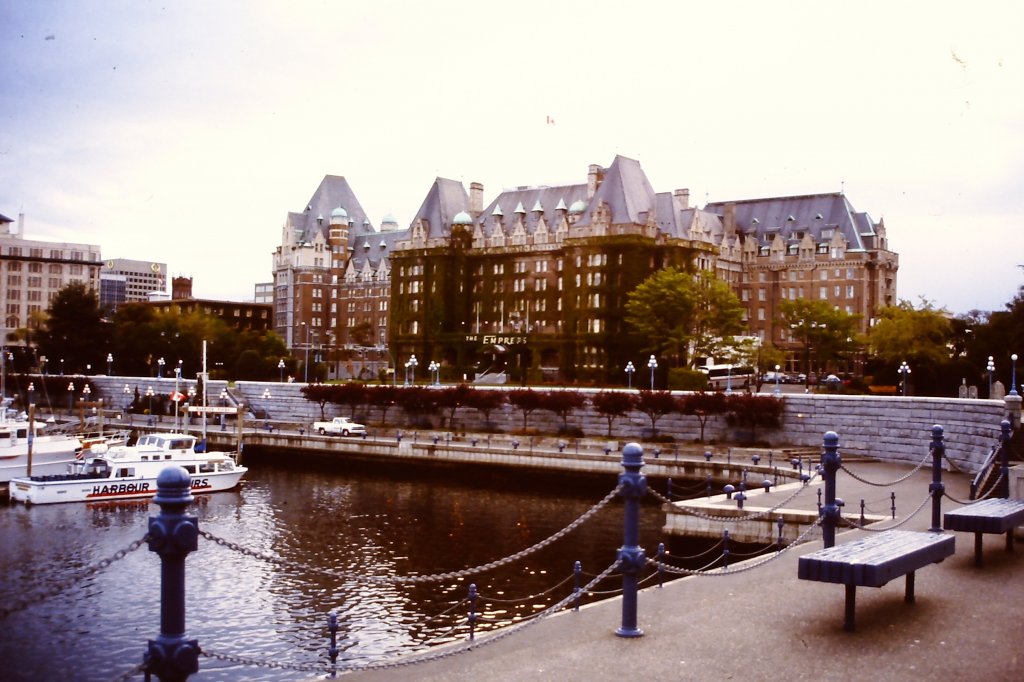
[943,498,1024,566]
[798,529,955,631]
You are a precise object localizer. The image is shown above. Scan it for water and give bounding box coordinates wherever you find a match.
[0,454,685,681]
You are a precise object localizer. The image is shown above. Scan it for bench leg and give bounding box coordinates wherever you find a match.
[905,571,916,604]
[975,532,984,567]
[844,584,856,632]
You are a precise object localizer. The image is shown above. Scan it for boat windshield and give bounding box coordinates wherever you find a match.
[85,460,111,477]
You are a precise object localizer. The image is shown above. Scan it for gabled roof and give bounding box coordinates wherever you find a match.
[287,175,371,244]
[476,183,588,237]
[408,177,470,240]
[574,155,657,227]
[704,193,874,251]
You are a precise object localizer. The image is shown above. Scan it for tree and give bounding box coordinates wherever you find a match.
[465,389,505,429]
[541,390,587,434]
[679,392,728,442]
[366,385,400,424]
[334,382,369,419]
[625,268,744,367]
[508,389,544,432]
[869,300,952,366]
[634,390,679,439]
[779,298,861,386]
[436,384,475,430]
[301,384,335,420]
[592,391,635,437]
[38,282,109,375]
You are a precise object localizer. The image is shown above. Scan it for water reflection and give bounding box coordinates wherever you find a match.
[0,458,677,681]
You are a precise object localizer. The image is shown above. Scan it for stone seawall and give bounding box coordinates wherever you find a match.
[87,377,1014,474]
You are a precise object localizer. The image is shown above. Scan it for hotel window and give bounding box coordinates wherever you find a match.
[846,285,855,298]
[819,286,828,299]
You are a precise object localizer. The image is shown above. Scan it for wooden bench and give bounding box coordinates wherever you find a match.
[798,529,955,631]
[943,498,1024,566]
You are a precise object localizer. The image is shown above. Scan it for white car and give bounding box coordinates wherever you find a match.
[312,417,367,437]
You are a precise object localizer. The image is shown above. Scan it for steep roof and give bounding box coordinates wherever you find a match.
[409,177,470,240]
[704,193,873,250]
[287,175,371,244]
[575,155,657,227]
[476,183,588,236]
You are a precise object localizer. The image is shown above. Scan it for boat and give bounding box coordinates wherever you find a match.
[8,432,247,505]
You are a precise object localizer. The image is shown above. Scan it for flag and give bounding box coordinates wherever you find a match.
[170,391,186,402]
[546,115,555,125]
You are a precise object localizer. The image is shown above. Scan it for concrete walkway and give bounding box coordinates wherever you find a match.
[341,460,1023,681]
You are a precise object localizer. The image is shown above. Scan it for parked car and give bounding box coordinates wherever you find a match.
[312,417,366,437]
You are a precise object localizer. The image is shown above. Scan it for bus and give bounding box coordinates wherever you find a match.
[698,362,754,391]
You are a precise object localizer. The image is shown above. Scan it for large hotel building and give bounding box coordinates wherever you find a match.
[273,156,897,383]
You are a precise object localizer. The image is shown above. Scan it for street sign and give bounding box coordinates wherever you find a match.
[187,406,239,414]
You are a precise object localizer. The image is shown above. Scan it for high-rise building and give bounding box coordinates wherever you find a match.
[0,212,103,346]
[102,258,167,303]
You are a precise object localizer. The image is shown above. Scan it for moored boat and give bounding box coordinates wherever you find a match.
[8,432,247,504]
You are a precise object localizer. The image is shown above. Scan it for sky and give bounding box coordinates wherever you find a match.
[1,0,1022,315]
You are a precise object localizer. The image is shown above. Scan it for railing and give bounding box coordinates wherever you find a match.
[1,418,1013,680]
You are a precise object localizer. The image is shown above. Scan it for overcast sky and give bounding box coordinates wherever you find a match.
[2,1,1022,315]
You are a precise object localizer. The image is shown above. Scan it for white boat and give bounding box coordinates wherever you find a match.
[0,418,87,485]
[8,432,247,505]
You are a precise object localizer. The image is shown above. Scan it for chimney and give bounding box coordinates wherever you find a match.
[724,202,736,237]
[587,164,604,199]
[673,188,690,212]
[470,182,484,217]
[17,212,25,237]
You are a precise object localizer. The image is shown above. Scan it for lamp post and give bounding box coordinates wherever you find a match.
[774,364,782,396]
[67,381,74,414]
[428,360,440,386]
[123,384,132,422]
[187,385,196,427]
[173,365,182,431]
[647,355,657,390]
[145,386,155,425]
[27,382,35,407]
[625,361,635,389]
[278,358,285,382]
[987,356,995,397]
[40,355,47,376]
[60,358,65,376]
[107,353,113,376]
[898,361,911,397]
[82,385,91,416]
[303,323,311,383]
[408,354,418,385]
[157,357,165,378]
[1011,353,1019,397]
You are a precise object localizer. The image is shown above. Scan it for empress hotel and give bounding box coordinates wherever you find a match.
[272,156,897,384]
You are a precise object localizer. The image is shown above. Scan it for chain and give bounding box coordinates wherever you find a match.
[943,472,1005,505]
[202,648,327,674]
[200,486,621,586]
[476,572,576,604]
[111,663,147,682]
[648,472,819,523]
[0,534,149,621]
[838,491,932,531]
[647,517,823,577]
[839,448,931,487]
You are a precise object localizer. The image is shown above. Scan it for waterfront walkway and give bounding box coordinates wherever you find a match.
[341,460,1023,681]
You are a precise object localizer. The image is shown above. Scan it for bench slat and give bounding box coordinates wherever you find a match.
[799,530,955,588]
[943,499,1024,535]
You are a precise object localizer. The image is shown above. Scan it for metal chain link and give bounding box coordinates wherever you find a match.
[0,534,149,621]
[110,662,147,682]
[943,472,1005,506]
[648,471,819,523]
[200,486,621,586]
[837,491,932,531]
[647,517,824,577]
[476,572,576,604]
[839,448,931,487]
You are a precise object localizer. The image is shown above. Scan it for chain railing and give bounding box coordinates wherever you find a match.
[647,470,819,523]
[837,491,932,531]
[839,447,931,487]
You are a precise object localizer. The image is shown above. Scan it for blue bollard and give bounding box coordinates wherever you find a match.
[467,584,477,642]
[891,491,897,519]
[776,516,785,544]
[653,448,660,459]
[615,442,647,638]
[752,454,761,466]
[820,431,842,548]
[144,466,200,681]
[724,484,735,500]
[299,426,305,437]
[929,425,945,532]
[471,438,478,447]
[860,499,866,528]
[573,561,582,612]
[558,441,566,453]
[327,613,339,678]
[657,543,665,588]
[722,529,730,569]
[512,439,519,450]
[704,450,712,462]
[667,477,673,500]
[762,479,771,493]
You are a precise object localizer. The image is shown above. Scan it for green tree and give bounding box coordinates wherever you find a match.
[541,390,587,434]
[38,282,109,375]
[625,268,743,367]
[869,300,952,366]
[779,298,861,386]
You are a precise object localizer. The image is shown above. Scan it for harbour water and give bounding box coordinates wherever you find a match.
[0,454,690,681]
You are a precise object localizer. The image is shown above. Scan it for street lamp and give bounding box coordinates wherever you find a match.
[60,358,65,376]
[409,354,418,385]
[898,361,911,397]
[40,356,47,376]
[278,358,286,382]
[987,356,995,397]
[27,382,35,407]
[82,385,91,414]
[123,384,132,422]
[145,386,155,425]
[625,361,635,389]
[107,353,113,376]
[157,357,165,378]
[774,364,782,396]
[303,323,311,383]
[1011,353,1019,396]
[428,360,440,386]
[647,355,657,390]
[67,381,74,414]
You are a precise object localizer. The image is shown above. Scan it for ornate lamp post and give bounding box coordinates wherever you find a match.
[146,386,155,425]
[157,357,165,378]
[647,355,657,390]
[898,361,911,397]
[1011,353,1019,396]
[81,385,91,418]
[428,360,440,386]
[987,356,995,397]
[278,358,285,383]
[774,364,782,396]
[408,354,418,385]
[625,361,635,389]
[60,358,65,376]
[67,381,75,414]
[124,384,132,422]
[107,353,114,376]
[27,382,35,407]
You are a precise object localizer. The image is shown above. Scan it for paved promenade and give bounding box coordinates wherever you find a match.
[342,460,1023,681]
